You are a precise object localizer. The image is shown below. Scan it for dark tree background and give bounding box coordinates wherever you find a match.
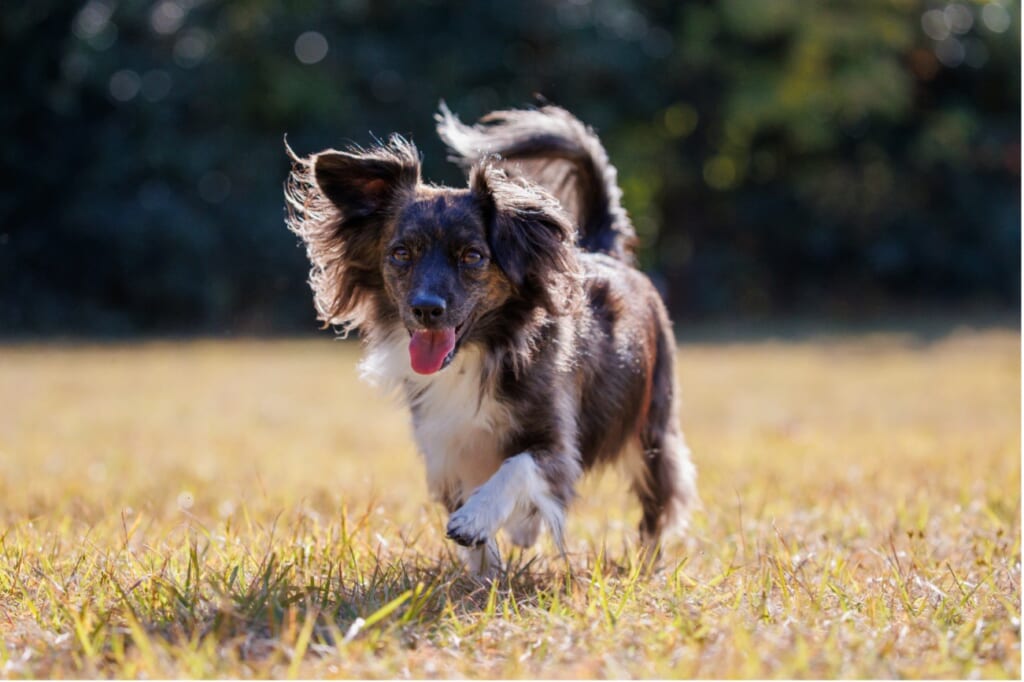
[1,0,1019,335]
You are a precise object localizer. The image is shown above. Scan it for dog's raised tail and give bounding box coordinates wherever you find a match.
[437,103,636,262]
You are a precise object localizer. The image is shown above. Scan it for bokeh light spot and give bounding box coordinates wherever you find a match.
[177,491,195,511]
[921,9,950,41]
[935,37,966,67]
[295,31,328,65]
[73,0,114,40]
[151,0,185,35]
[981,2,1011,32]
[704,156,738,190]
[85,22,119,51]
[218,499,236,518]
[109,69,140,102]
[944,3,974,34]
[663,104,698,138]
[174,28,212,68]
[604,7,647,40]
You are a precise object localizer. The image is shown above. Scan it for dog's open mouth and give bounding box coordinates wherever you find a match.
[408,323,464,375]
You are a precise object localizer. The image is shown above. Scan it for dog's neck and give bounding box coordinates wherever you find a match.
[359,325,515,507]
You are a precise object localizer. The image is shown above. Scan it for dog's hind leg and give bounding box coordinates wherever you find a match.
[505,506,541,548]
[632,328,698,557]
[460,539,502,579]
[633,430,696,551]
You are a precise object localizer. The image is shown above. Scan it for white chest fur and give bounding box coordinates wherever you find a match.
[359,329,513,503]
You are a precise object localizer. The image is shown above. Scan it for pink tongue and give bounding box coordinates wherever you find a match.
[409,328,457,375]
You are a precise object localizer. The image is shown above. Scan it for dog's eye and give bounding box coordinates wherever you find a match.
[390,246,411,264]
[461,249,484,266]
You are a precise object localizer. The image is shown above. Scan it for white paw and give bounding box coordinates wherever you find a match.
[446,493,505,547]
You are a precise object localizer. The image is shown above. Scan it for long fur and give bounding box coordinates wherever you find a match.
[285,104,697,576]
[284,135,419,334]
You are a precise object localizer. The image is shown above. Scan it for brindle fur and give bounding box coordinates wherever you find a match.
[285,104,696,563]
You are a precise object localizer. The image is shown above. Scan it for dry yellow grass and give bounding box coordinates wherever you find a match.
[0,323,1019,678]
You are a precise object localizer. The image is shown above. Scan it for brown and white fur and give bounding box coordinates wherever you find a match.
[285,104,696,576]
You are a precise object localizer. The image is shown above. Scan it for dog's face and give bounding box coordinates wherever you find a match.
[294,137,579,375]
[381,192,513,373]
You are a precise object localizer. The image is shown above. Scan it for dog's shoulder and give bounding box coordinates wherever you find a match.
[578,252,667,324]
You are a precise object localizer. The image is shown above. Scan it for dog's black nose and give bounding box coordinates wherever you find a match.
[410,293,446,322]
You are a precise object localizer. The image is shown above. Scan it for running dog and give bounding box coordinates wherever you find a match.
[285,104,696,575]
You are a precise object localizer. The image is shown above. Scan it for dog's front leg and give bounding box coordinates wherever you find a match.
[446,451,576,572]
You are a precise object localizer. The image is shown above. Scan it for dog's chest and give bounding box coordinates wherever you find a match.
[361,335,512,499]
[410,368,512,497]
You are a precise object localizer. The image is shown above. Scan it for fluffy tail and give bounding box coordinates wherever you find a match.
[436,103,636,262]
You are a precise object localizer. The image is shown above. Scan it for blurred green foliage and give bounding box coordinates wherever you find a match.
[0,0,1018,333]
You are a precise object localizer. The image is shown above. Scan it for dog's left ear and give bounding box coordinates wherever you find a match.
[471,164,580,313]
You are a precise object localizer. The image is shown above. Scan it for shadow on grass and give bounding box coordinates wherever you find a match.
[109,539,592,667]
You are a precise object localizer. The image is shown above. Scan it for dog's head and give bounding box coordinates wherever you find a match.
[285,136,579,375]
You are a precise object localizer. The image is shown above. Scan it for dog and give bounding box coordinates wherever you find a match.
[285,104,696,576]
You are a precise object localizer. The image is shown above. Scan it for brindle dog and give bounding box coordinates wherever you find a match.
[285,104,697,575]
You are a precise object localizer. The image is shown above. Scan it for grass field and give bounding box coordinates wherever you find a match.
[0,323,1019,678]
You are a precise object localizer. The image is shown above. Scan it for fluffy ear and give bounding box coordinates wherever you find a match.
[471,163,581,314]
[312,137,420,218]
[284,136,420,330]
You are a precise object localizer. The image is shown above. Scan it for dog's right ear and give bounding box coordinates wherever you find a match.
[312,137,420,219]
[284,136,420,331]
